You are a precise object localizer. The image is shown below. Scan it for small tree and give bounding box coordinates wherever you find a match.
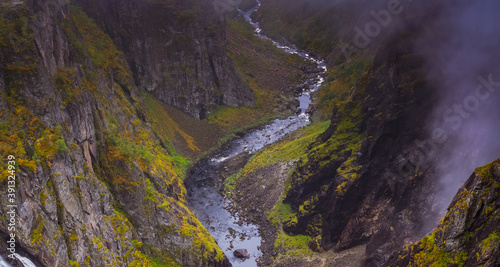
[55,139,68,153]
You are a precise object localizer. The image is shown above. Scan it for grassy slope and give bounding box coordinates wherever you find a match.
[206,17,312,134]
[255,0,361,57]
[160,16,315,160]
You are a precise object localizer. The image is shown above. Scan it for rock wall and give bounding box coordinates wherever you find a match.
[71,0,255,119]
[388,159,500,267]
[0,1,230,266]
[275,23,443,266]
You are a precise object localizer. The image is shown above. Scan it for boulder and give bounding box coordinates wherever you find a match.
[233,249,250,259]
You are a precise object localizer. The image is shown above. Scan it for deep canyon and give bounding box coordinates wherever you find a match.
[1,0,500,267]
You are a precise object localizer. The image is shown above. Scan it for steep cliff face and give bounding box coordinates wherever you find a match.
[222,18,446,266]
[235,1,500,266]
[281,25,441,265]
[71,0,255,119]
[388,159,500,267]
[0,1,229,266]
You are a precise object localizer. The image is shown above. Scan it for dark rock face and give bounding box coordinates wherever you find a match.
[387,159,500,267]
[0,0,230,266]
[71,0,255,119]
[280,24,443,266]
[233,248,250,259]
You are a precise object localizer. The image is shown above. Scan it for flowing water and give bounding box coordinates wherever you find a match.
[0,254,37,267]
[185,1,326,266]
[0,255,11,267]
[13,254,36,267]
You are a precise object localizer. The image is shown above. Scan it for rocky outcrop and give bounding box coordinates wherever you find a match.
[233,249,250,259]
[279,23,443,266]
[71,0,255,119]
[0,1,229,266]
[387,159,500,267]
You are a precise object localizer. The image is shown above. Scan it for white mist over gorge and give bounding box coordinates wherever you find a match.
[412,0,500,216]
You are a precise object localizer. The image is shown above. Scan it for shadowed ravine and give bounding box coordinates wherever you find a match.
[185,2,326,266]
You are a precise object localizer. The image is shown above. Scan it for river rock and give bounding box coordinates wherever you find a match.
[233,249,250,259]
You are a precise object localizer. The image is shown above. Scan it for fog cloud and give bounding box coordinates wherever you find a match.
[413,0,500,213]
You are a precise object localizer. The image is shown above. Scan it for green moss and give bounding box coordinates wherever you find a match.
[0,5,37,55]
[274,233,313,257]
[224,170,241,195]
[128,249,181,267]
[54,68,79,105]
[268,202,298,227]
[243,121,330,176]
[179,215,225,262]
[40,190,47,206]
[0,121,10,135]
[140,91,199,155]
[298,99,365,189]
[475,159,500,183]
[70,232,78,243]
[105,130,159,167]
[30,216,45,247]
[480,232,499,256]
[411,231,468,267]
[298,197,316,216]
[144,178,157,204]
[158,201,171,212]
[213,17,311,132]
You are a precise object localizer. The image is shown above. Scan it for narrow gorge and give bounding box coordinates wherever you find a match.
[1,0,500,267]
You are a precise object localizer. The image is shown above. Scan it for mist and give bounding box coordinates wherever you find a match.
[350,0,500,214]
[331,0,500,231]
[412,0,500,214]
[219,0,500,218]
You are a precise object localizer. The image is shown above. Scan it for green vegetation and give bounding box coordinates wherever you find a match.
[396,159,500,266]
[479,232,499,257]
[268,199,316,258]
[30,216,45,247]
[300,94,366,196]
[220,16,374,261]
[0,3,228,265]
[0,6,44,177]
[211,17,310,132]
[316,57,373,120]
[55,139,68,153]
[243,121,330,176]
[268,202,298,228]
[274,233,313,257]
[141,91,199,154]
[256,0,360,56]
[224,120,330,196]
[409,231,468,267]
[0,5,36,56]
[475,159,500,188]
[106,131,154,165]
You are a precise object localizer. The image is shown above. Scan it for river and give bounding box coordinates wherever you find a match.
[184,1,327,266]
